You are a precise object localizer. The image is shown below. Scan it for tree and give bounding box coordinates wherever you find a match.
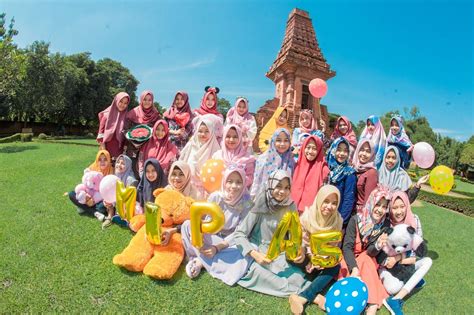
[459,136,474,167]
[217,97,231,119]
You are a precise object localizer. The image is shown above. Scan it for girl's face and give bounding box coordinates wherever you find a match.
[142,94,153,109]
[237,100,247,116]
[390,119,400,135]
[117,97,129,112]
[98,154,109,170]
[320,193,338,217]
[225,128,239,150]
[335,142,349,163]
[371,198,388,223]
[175,94,185,109]
[275,131,290,154]
[205,94,216,109]
[338,120,348,134]
[170,167,186,190]
[224,171,244,200]
[301,115,312,128]
[304,139,318,161]
[358,142,372,164]
[115,157,126,174]
[272,178,291,202]
[155,123,166,140]
[385,150,397,170]
[145,164,158,182]
[367,120,375,134]
[277,110,287,125]
[391,197,407,224]
[197,123,211,144]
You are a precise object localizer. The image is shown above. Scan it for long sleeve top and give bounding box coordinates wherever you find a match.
[356,169,379,210]
[332,174,357,224]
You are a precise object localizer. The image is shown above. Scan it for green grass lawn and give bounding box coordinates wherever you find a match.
[1,142,473,313]
[453,178,474,196]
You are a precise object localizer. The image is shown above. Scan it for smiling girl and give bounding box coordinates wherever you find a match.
[359,115,387,169]
[164,91,194,150]
[258,106,290,153]
[352,139,379,212]
[225,97,257,152]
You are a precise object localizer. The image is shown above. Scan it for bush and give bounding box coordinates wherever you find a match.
[0,133,22,143]
[86,132,95,139]
[38,133,48,140]
[20,133,33,142]
[418,190,474,217]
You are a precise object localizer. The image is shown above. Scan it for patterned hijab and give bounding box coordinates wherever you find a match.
[378,146,412,191]
[298,109,316,133]
[87,150,114,176]
[137,158,167,207]
[253,169,294,214]
[352,139,376,173]
[389,191,417,229]
[126,90,160,126]
[360,115,387,168]
[387,115,412,149]
[226,97,253,127]
[163,91,193,127]
[98,92,129,146]
[326,137,356,184]
[115,154,136,186]
[357,185,392,243]
[300,185,343,234]
[331,116,358,147]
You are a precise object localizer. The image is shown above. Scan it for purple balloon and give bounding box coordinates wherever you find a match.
[99,175,119,203]
[412,142,435,169]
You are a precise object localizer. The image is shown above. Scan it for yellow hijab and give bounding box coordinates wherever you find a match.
[300,185,343,234]
[88,150,114,176]
[258,107,290,153]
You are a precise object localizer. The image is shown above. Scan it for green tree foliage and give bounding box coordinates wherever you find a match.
[459,136,474,166]
[217,97,231,119]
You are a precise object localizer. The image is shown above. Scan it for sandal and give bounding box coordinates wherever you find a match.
[185,258,202,279]
[102,217,112,229]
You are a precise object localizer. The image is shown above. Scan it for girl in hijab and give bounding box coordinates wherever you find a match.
[212,125,256,188]
[386,115,413,169]
[378,146,428,203]
[326,137,357,225]
[359,115,387,169]
[136,158,167,214]
[291,135,329,213]
[181,167,253,285]
[352,139,379,213]
[233,170,310,297]
[330,116,358,160]
[164,161,197,199]
[258,106,290,153]
[340,186,391,315]
[126,90,160,127]
[193,86,223,121]
[225,97,257,152]
[250,128,295,198]
[163,91,194,150]
[291,110,325,159]
[139,120,178,175]
[289,185,343,314]
[97,92,130,160]
[179,115,222,200]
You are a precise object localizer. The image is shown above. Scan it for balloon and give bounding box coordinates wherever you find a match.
[99,175,119,203]
[145,202,162,245]
[309,78,328,98]
[190,202,225,248]
[429,165,454,195]
[326,277,368,314]
[412,142,435,169]
[115,180,137,221]
[310,231,343,268]
[200,159,225,193]
[266,212,302,261]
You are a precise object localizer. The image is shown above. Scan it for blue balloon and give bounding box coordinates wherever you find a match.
[326,277,368,314]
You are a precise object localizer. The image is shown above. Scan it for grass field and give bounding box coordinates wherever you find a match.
[1,142,473,313]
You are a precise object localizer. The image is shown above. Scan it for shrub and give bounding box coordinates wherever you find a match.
[86,132,95,139]
[38,133,48,140]
[20,133,33,142]
[0,133,22,143]
[418,190,474,217]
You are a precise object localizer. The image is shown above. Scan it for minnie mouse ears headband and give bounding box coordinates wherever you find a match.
[205,86,220,94]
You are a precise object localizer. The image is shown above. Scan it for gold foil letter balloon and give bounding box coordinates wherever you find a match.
[266,212,302,261]
[115,180,137,221]
[310,231,342,268]
[190,202,225,248]
[145,202,162,245]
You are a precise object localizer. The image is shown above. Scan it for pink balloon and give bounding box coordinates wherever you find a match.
[99,175,119,203]
[309,78,328,98]
[412,142,435,169]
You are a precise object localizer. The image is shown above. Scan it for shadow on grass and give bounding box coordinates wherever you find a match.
[0,145,39,153]
[426,250,439,260]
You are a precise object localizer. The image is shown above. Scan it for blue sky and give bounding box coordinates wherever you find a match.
[2,0,472,140]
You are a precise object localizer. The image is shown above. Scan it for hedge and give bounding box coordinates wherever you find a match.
[418,190,474,217]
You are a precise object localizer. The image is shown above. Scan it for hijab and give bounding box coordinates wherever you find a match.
[253,169,294,214]
[331,116,357,147]
[378,146,412,191]
[387,115,412,149]
[389,191,417,229]
[326,137,356,184]
[166,161,194,197]
[141,120,178,169]
[357,185,391,243]
[163,91,193,127]
[87,150,114,176]
[137,158,167,207]
[360,115,387,168]
[115,154,136,186]
[194,87,223,118]
[258,106,290,153]
[98,92,129,146]
[126,90,160,126]
[221,167,249,207]
[221,124,256,174]
[298,109,316,133]
[352,139,376,173]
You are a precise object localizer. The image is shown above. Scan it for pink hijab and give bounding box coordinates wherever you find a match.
[163,91,193,127]
[195,87,223,118]
[331,116,358,147]
[299,109,316,133]
[221,167,248,206]
[352,139,376,173]
[226,97,252,127]
[98,92,129,146]
[389,191,417,229]
[142,120,178,170]
[126,90,160,126]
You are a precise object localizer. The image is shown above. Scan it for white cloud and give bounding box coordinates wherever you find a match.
[141,56,216,77]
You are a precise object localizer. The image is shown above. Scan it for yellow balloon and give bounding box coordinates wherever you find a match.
[200,159,225,193]
[310,231,342,268]
[115,180,137,221]
[190,202,225,248]
[266,212,302,261]
[145,202,162,245]
[429,165,454,195]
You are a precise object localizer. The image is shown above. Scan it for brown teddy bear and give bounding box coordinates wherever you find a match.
[113,189,194,280]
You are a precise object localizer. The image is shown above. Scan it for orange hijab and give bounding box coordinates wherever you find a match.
[87,150,114,176]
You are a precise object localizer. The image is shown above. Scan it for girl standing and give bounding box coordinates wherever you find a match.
[258,106,290,153]
[330,116,358,159]
[359,115,387,169]
[126,90,160,127]
[193,86,223,121]
[225,97,257,152]
[291,109,325,158]
[352,139,379,213]
[163,91,194,150]
[386,115,413,169]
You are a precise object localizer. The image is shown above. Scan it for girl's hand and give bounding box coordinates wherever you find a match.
[416,174,430,188]
[99,143,105,151]
[407,145,414,153]
[161,230,173,246]
[103,200,113,209]
[377,233,388,249]
[319,119,326,132]
[385,257,398,269]
[200,245,217,258]
[250,250,271,265]
[85,196,95,207]
[176,128,185,136]
[293,251,306,264]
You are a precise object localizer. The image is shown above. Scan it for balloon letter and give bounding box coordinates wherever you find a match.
[115,180,137,221]
[266,212,302,261]
[145,202,162,245]
[190,202,225,248]
[310,231,342,268]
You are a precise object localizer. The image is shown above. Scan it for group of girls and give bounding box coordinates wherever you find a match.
[68,87,431,315]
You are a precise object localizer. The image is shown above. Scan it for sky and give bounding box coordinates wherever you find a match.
[2,0,473,141]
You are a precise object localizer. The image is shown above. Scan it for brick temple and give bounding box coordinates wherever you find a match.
[253,8,336,152]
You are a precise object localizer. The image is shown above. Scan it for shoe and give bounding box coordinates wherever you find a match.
[94,212,105,222]
[383,296,404,315]
[102,218,112,229]
[76,207,86,214]
[415,279,426,289]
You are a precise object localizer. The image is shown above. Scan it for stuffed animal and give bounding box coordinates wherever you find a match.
[379,224,425,294]
[113,189,194,280]
[74,171,103,204]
